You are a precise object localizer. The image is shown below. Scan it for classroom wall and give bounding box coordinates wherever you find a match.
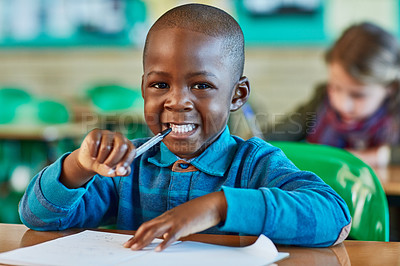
[0,46,325,121]
[0,0,398,133]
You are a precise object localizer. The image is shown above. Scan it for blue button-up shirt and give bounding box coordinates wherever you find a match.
[19,127,351,247]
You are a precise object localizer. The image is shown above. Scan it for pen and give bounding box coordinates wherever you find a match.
[108,128,171,175]
[135,128,172,158]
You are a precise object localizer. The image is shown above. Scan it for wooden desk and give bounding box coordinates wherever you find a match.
[374,166,400,197]
[1,224,399,266]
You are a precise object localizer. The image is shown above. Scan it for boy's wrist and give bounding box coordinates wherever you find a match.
[214,191,227,222]
[60,150,96,189]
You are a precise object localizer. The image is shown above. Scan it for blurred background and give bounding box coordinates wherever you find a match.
[0,0,398,223]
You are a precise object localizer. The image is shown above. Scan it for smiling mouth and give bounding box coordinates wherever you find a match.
[168,123,197,134]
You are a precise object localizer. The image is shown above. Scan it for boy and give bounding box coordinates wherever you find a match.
[19,4,351,251]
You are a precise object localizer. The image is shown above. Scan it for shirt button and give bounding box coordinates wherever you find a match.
[179,163,189,169]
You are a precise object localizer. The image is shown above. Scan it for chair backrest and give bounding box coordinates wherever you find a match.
[87,84,143,113]
[270,141,389,241]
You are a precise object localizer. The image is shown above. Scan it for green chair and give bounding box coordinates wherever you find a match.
[0,88,31,124]
[87,84,149,139]
[38,100,70,124]
[0,191,23,224]
[270,141,389,241]
[87,84,143,113]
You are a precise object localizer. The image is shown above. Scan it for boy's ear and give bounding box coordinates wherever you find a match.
[230,76,250,112]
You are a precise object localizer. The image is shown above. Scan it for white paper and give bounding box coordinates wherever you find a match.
[119,234,289,266]
[0,230,157,266]
[0,230,289,266]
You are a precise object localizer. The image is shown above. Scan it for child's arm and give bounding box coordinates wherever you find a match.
[346,145,390,167]
[125,141,351,251]
[124,191,227,251]
[19,129,136,230]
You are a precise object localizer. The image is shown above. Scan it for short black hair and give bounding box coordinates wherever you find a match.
[143,3,245,82]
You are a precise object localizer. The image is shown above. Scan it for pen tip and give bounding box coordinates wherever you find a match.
[161,128,172,137]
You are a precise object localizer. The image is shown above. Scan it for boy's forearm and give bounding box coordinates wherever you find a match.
[20,153,119,231]
[209,191,227,222]
[60,150,96,189]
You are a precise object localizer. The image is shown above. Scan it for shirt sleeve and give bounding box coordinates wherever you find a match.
[19,153,119,230]
[219,141,352,247]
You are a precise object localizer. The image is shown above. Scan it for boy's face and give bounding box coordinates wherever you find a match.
[142,27,243,159]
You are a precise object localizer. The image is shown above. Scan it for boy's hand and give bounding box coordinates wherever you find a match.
[78,129,136,177]
[60,129,136,188]
[123,191,227,252]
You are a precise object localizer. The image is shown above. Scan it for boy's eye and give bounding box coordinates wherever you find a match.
[152,83,169,89]
[193,83,211,90]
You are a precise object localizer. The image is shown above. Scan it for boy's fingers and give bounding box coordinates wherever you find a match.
[86,129,102,159]
[155,233,178,252]
[103,133,129,169]
[129,230,161,250]
[123,236,135,248]
[96,132,114,164]
[128,222,171,250]
[116,143,136,175]
[128,234,156,250]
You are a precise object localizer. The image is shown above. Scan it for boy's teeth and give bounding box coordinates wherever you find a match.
[170,123,195,133]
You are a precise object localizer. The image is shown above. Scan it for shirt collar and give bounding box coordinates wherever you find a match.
[148,126,237,177]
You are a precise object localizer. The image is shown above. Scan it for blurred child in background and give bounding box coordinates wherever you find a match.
[265,22,400,167]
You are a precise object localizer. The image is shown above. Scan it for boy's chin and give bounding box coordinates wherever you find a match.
[170,149,200,159]
[164,142,203,159]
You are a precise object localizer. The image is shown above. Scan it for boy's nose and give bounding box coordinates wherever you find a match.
[164,87,193,112]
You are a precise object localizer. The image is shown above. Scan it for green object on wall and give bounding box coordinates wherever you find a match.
[270,141,389,241]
